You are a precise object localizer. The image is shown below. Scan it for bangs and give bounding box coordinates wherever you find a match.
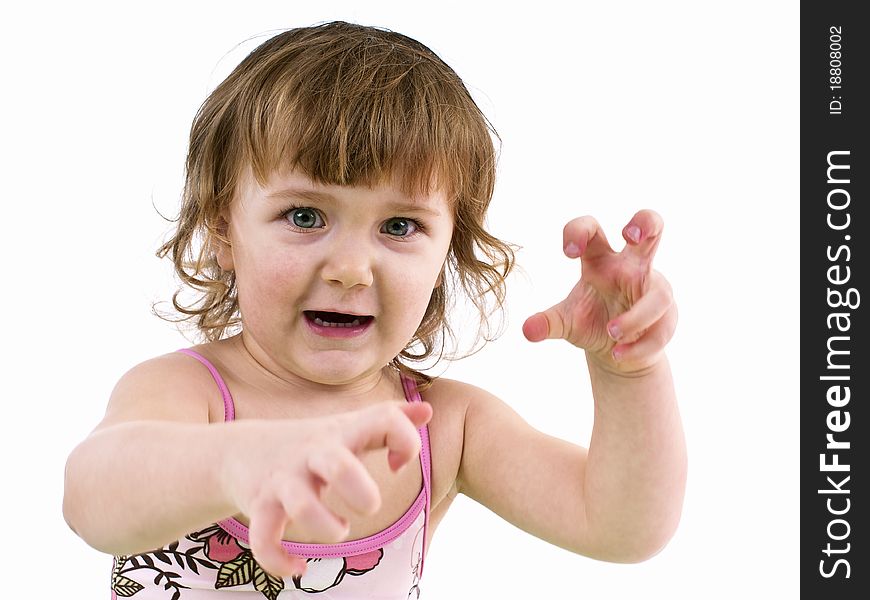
[227,25,495,201]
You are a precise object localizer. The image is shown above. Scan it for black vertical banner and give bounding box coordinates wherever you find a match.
[802,2,869,597]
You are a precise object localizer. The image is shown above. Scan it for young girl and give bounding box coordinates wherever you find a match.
[63,21,686,599]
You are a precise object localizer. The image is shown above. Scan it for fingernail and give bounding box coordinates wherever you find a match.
[607,322,622,341]
[626,225,641,243]
[565,242,581,257]
[612,347,623,362]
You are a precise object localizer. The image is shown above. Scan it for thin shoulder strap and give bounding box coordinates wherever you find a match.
[176,348,236,422]
[400,374,432,577]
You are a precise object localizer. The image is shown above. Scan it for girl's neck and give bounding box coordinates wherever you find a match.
[225,332,395,407]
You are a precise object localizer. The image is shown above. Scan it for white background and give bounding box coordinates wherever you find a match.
[1,1,798,598]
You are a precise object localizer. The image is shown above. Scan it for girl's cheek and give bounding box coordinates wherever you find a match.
[244,253,305,295]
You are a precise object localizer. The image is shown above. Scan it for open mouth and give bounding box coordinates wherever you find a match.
[303,310,374,329]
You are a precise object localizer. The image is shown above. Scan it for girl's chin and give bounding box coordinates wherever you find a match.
[295,356,386,386]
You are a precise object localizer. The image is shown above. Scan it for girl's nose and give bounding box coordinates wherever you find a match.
[320,240,375,289]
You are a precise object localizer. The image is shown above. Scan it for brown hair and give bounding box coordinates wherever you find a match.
[156,21,516,385]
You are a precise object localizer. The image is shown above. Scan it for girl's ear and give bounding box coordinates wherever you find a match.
[212,214,234,271]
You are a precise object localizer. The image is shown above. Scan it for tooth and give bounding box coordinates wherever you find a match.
[311,314,366,328]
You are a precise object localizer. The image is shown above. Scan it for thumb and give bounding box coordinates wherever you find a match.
[399,401,433,429]
[344,402,433,471]
[522,303,567,342]
[387,403,433,471]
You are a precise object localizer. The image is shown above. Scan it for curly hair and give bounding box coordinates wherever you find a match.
[156,21,516,385]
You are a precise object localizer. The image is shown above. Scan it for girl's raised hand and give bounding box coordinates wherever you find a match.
[522,210,677,375]
[221,401,432,578]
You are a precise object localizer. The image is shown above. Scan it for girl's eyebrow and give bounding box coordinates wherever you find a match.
[266,187,443,217]
[266,187,335,203]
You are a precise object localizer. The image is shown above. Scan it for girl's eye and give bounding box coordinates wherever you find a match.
[286,207,324,229]
[381,218,419,237]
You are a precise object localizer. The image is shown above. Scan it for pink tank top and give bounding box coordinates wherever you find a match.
[110,348,432,600]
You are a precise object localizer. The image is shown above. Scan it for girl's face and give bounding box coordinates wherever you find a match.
[217,167,454,388]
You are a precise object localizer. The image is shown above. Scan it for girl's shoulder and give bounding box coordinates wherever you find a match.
[95,346,229,432]
[421,375,505,439]
[422,376,499,414]
[421,375,514,459]
[417,376,493,496]
[419,377,473,424]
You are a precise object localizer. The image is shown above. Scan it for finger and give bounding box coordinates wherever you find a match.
[612,303,678,365]
[344,403,430,465]
[307,445,382,516]
[522,300,567,343]
[290,486,351,543]
[621,209,664,265]
[563,216,615,261]
[397,401,433,431]
[248,496,308,578]
[606,274,673,344]
[386,402,431,470]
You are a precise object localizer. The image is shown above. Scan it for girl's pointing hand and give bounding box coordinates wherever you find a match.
[223,401,432,579]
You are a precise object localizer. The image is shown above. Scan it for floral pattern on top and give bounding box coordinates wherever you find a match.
[111,524,384,600]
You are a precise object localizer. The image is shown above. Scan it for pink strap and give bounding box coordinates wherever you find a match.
[176,348,235,421]
[176,348,431,568]
[402,374,431,577]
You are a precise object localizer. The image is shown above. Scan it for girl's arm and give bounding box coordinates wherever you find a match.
[581,355,685,561]
[63,353,431,577]
[456,210,686,562]
[63,353,230,555]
